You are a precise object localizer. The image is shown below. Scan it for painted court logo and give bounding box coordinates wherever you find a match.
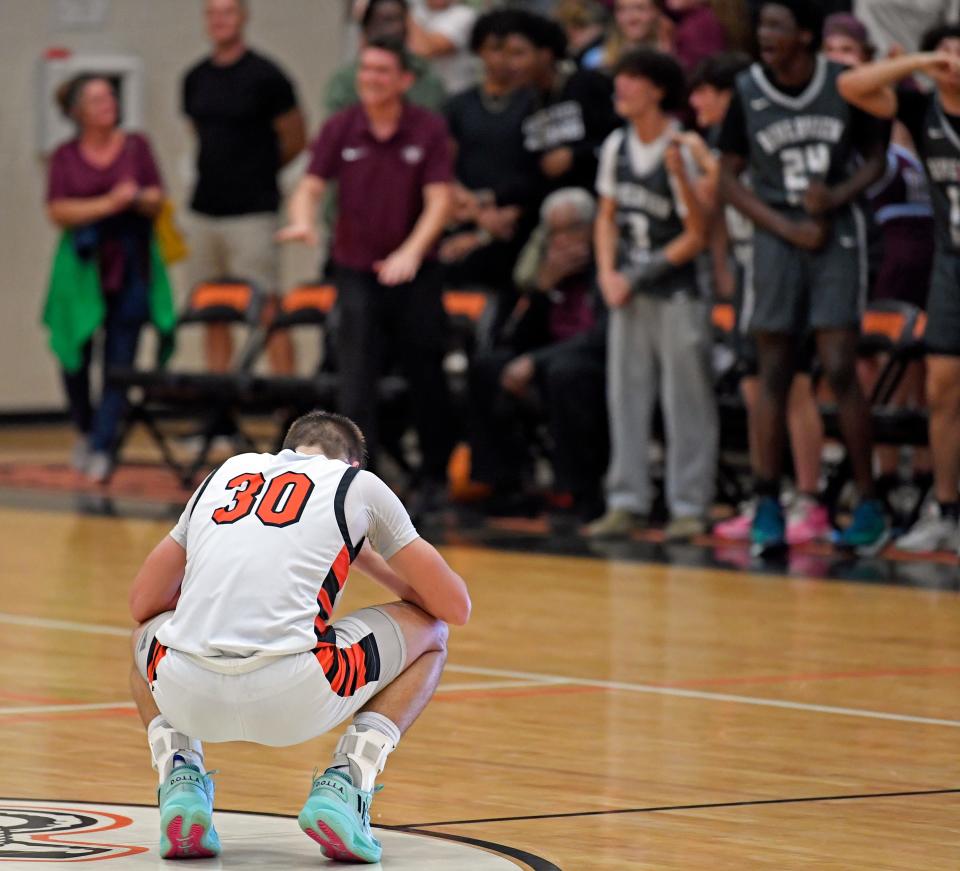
[0,800,557,868]
[0,806,145,862]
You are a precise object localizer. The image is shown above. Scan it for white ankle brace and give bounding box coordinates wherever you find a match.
[333,725,394,792]
[148,718,203,780]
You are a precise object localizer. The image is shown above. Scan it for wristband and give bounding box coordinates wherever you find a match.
[620,249,673,292]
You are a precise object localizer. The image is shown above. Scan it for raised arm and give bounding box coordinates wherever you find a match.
[406,14,458,58]
[838,52,959,119]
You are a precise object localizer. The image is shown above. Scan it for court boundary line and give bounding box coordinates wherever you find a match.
[0,680,559,718]
[387,787,960,829]
[3,611,959,729]
[443,664,960,728]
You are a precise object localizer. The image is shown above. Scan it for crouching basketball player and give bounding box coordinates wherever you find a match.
[127,411,471,862]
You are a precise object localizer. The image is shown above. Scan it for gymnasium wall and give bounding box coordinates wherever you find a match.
[0,0,346,413]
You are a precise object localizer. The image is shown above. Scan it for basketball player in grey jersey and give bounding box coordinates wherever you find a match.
[587,48,716,541]
[717,0,889,556]
[839,25,960,554]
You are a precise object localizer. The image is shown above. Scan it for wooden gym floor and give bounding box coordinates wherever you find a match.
[0,426,958,868]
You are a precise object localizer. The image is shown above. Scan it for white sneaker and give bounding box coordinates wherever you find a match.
[85,451,113,484]
[70,436,91,472]
[894,506,960,553]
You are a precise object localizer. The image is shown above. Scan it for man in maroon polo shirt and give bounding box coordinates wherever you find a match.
[279,38,453,504]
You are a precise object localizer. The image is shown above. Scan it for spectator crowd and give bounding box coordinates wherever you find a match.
[43,0,960,559]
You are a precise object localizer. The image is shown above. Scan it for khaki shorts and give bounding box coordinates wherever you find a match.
[134,607,407,746]
[185,211,280,295]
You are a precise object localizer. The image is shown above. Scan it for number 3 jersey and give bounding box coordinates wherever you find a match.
[896,89,960,253]
[734,56,859,209]
[595,121,698,295]
[157,450,419,660]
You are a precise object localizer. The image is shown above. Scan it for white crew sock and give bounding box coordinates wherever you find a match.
[329,712,401,790]
[147,715,205,784]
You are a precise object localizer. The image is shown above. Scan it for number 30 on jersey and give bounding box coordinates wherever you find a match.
[212,472,315,528]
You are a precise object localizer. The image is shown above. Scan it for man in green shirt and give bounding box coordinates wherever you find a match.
[327,0,446,114]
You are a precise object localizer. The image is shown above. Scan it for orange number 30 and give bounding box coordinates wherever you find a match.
[212,471,314,527]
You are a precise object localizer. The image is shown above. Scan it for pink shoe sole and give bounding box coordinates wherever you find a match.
[162,815,217,859]
[713,514,752,541]
[303,821,365,863]
[787,509,831,545]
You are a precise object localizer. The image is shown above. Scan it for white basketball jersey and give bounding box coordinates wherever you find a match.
[157,450,417,659]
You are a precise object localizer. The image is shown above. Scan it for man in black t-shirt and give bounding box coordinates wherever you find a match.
[717,0,889,556]
[839,24,960,555]
[441,8,537,289]
[183,0,306,374]
[502,11,619,195]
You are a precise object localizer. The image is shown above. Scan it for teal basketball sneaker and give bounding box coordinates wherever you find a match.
[750,495,787,557]
[833,498,889,555]
[158,762,220,859]
[298,768,382,863]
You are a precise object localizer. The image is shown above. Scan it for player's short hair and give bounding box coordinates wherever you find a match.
[503,10,569,59]
[363,36,412,71]
[282,410,367,466]
[921,22,960,53]
[761,0,825,52]
[689,52,752,92]
[362,0,408,32]
[470,8,521,53]
[614,48,687,112]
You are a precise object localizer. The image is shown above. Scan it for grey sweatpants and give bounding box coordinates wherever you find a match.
[605,292,718,518]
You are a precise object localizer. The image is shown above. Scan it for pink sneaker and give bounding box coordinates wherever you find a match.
[787,501,831,545]
[713,509,753,541]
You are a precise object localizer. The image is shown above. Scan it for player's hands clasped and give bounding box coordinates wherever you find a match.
[784,217,829,251]
[802,180,837,217]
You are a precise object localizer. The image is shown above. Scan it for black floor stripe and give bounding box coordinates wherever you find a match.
[388,787,960,829]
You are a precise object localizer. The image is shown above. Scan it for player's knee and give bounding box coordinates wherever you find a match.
[430,618,449,656]
[823,357,857,397]
[759,364,792,400]
[927,363,960,410]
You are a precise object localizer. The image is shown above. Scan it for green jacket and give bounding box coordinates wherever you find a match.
[43,231,176,374]
[324,56,447,115]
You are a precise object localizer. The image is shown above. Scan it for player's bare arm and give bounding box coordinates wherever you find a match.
[838,53,960,119]
[719,153,826,251]
[803,139,886,217]
[664,143,708,265]
[129,536,186,624]
[594,195,631,308]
